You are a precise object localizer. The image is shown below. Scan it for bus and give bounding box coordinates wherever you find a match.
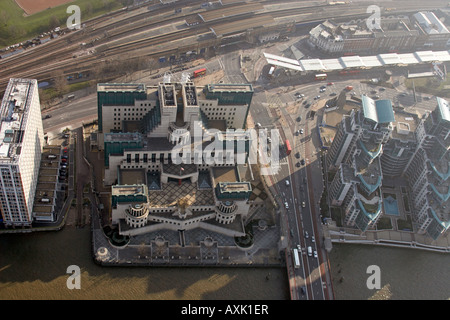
[293,248,300,269]
[285,139,291,155]
[193,68,206,78]
[315,73,327,80]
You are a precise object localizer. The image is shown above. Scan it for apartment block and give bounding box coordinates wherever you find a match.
[0,79,44,227]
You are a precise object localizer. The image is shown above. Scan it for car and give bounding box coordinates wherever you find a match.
[296,162,301,167]
[329,92,337,96]
[320,85,326,89]
[424,96,431,100]
[373,95,380,99]
[285,180,290,186]
[62,155,68,159]
[379,87,385,91]
[296,116,301,122]
[319,88,325,93]
[399,93,407,97]
[300,159,305,165]
[303,100,308,105]
[301,286,306,295]
[327,82,334,85]
[300,129,304,134]
[295,152,300,159]
[312,236,315,242]
[256,123,261,128]
[305,103,311,108]
[370,90,377,94]
[267,137,272,143]
[43,114,51,119]
[305,231,309,238]
[314,250,318,258]
[302,201,306,208]
[284,202,289,209]
[314,95,320,100]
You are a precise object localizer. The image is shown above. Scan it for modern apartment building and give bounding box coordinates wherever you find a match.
[403,98,450,239]
[97,81,258,240]
[328,94,449,239]
[328,96,394,231]
[0,79,44,227]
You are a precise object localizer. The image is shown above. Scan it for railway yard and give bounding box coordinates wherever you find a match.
[1,0,447,93]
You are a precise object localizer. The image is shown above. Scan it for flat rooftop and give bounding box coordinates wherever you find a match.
[212,166,239,186]
[0,79,37,162]
[205,83,253,93]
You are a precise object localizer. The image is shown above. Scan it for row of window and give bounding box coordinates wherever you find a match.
[113,106,151,111]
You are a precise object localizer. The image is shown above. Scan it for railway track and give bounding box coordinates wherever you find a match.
[0,1,447,92]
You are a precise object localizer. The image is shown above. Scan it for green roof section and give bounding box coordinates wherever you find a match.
[430,161,450,181]
[361,95,395,124]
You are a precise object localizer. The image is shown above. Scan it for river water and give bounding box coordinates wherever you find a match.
[0,226,448,300]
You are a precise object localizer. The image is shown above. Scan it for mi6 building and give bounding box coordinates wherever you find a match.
[96,81,260,243]
[0,79,44,227]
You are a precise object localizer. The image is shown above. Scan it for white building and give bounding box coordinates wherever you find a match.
[0,79,44,227]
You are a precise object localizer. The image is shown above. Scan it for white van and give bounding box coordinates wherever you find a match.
[307,246,312,257]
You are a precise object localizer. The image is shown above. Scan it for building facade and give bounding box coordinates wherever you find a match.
[403,98,450,239]
[328,95,450,239]
[0,79,44,227]
[308,12,449,55]
[328,96,394,232]
[98,81,259,240]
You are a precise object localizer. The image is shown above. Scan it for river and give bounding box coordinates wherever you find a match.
[0,226,448,300]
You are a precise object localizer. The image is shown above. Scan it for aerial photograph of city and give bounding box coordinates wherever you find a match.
[0,0,449,307]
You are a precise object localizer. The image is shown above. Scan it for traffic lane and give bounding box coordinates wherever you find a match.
[43,94,97,129]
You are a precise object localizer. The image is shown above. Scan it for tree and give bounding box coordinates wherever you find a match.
[49,15,60,30]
